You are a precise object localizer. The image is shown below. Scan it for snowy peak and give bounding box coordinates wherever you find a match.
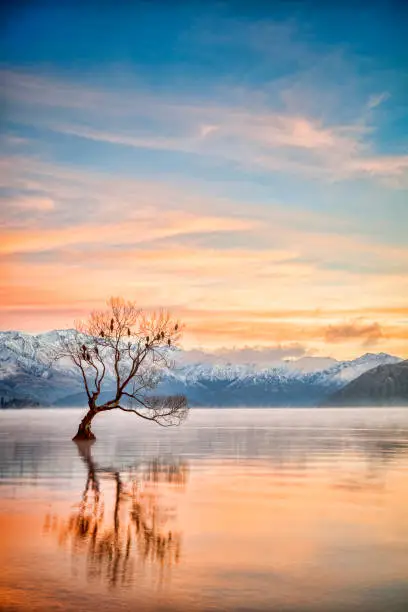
[172,348,400,385]
[326,352,401,385]
[0,330,402,384]
[0,329,78,380]
[352,352,398,365]
[0,329,404,407]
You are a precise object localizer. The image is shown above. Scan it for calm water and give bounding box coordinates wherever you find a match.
[1,408,408,612]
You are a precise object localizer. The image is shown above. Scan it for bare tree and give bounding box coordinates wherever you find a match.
[55,297,188,440]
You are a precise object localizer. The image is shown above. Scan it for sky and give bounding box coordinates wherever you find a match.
[1,0,408,359]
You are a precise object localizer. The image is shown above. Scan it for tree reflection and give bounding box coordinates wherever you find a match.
[44,441,188,587]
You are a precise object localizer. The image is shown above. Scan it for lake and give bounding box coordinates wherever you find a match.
[1,407,408,611]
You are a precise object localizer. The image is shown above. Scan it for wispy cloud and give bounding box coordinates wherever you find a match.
[2,70,408,186]
[5,195,55,212]
[0,211,255,255]
[367,92,390,109]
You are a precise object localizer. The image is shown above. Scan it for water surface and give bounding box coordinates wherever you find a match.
[1,407,408,611]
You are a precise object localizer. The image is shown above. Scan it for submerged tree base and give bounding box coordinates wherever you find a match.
[73,408,97,441]
[72,426,96,441]
[73,431,96,441]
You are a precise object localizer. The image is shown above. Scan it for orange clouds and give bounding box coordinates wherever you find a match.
[2,216,408,358]
[1,289,407,358]
[324,320,383,345]
[9,195,55,212]
[1,150,407,358]
[0,212,255,256]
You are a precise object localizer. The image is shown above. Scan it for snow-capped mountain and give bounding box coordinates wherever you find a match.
[0,330,67,377]
[163,350,402,406]
[0,330,85,405]
[0,330,403,407]
[172,352,400,384]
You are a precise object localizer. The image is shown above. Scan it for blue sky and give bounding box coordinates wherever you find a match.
[1,0,407,358]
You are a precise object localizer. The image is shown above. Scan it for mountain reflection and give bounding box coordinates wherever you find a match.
[44,441,188,587]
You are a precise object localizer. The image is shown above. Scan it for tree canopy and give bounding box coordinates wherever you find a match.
[56,297,188,439]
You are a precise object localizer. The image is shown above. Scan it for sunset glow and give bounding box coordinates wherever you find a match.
[1,2,407,359]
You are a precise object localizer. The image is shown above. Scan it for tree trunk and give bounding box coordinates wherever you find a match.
[73,407,97,441]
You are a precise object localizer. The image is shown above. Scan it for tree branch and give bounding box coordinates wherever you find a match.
[53,297,188,426]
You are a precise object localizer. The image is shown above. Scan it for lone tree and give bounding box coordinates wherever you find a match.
[55,297,188,440]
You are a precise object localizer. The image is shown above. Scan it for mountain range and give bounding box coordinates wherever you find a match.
[0,330,405,408]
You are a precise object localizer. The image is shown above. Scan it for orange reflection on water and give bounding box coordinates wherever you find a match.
[43,443,188,589]
[1,418,408,611]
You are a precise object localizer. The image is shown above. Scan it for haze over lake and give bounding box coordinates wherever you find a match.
[1,407,408,612]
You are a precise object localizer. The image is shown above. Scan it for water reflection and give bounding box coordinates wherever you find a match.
[44,441,188,587]
[1,409,408,611]
[2,411,408,483]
